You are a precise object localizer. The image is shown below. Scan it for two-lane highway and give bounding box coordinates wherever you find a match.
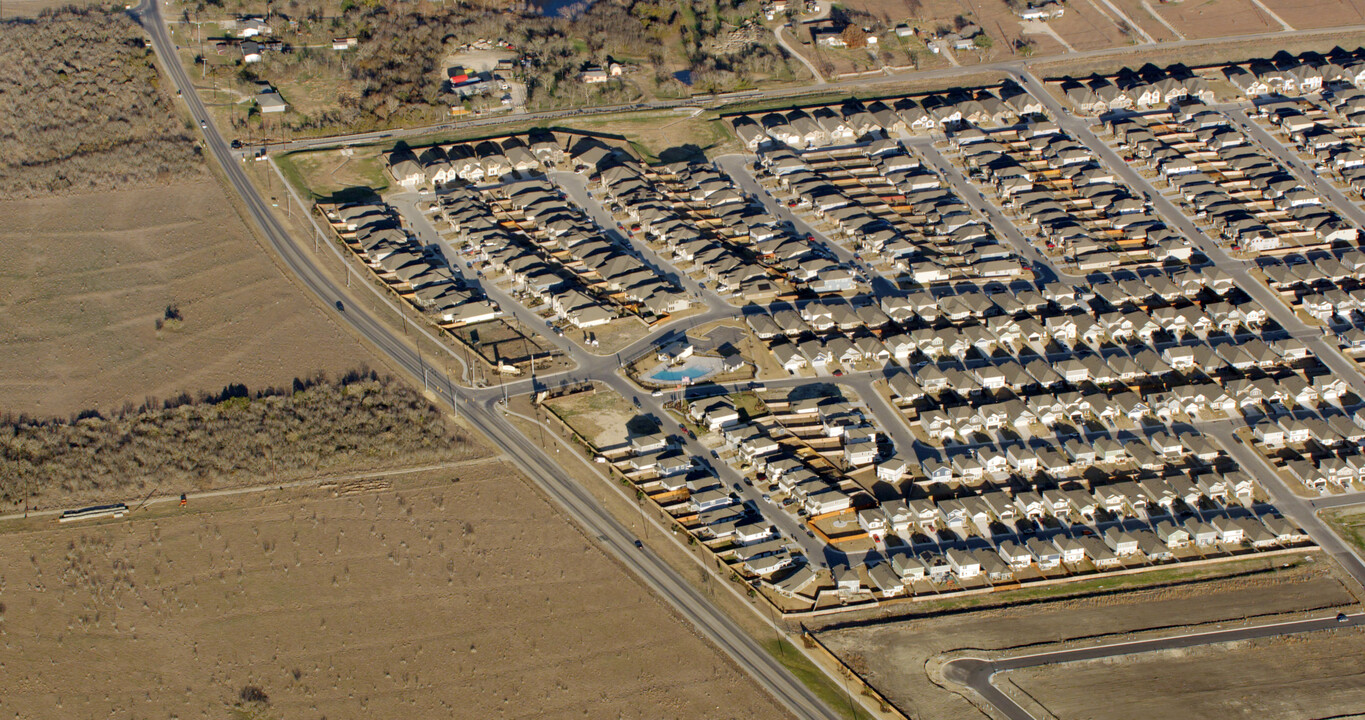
[131,2,841,717]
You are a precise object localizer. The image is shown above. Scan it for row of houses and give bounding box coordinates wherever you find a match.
[955,118,1189,270]
[730,85,1046,152]
[746,262,1278,373]
[755,141,1027,284]
[596,152,845,299]
[1224,49,1365,99]
[1255,91,1365,208]
[318,198,499,326]
[467,178,691,322]
[879,468,1256,541]
[1062,64,1215,116]
[388,131,566,189]
[617,432,806,579]
[769,505,1306,600]
[1109,103,1355,253]
[868,510,1305,589]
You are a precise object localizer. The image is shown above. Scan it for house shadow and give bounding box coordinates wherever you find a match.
[316,185,383,206]
[625,414,661,435]
[657,143,708,164]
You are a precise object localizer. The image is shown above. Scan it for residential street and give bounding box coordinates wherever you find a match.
[944,612,1364,720]
[136,2,1365,715]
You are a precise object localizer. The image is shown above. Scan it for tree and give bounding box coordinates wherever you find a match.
[840,24,868,50]
[973,33,993,50]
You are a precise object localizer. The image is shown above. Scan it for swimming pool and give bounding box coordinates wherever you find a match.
[645,356,723,384]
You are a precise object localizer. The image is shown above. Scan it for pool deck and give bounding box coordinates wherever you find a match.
[642,356,724,386]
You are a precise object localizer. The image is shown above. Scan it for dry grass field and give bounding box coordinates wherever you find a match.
[1148,0,1277,39]
[1007,629,1365,719]
[0,0,104,18]
[0,181,374,417]
[545,387,642,449]
[0,461,786,720]
[817,558,1360,720]
[1049,0,1137,50]
[1263,0,1365,28]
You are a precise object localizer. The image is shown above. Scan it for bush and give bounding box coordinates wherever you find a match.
[0,372,487,508]
[0,9,203,199]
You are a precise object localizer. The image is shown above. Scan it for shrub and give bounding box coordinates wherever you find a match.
[0,9,203,199]
[0,372,487,507]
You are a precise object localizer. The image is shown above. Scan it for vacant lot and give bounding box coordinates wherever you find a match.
[277,148,391,200]
[1326,508,1365,554]
[818,558,1358,720]
[1050,0,1137,50]
[0,461,785,719]
[1149,0,1276,39]
[0,182,376,417]
[546,386,643,449]
[1263,0,1365,28]
[1007,629,1365,719]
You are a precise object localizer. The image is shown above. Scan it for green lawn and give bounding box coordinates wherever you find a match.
[276,149,390,200]
[1325,509,1365,555]
[730,391,767,422]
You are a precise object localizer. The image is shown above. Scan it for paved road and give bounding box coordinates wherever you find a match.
[1224,107,1365,232]
[775,23,827,85]
[1011,65,1365,588]
[944,612,1364,720]
[1312,491,1365,509]
[132,2,842,717]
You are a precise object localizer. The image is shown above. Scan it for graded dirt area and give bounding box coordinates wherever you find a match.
[1263,0,1365,28]
[0,181,375,416]
[817,558,1360,720]
[0,461,786,720]
[1006,629,1365,719]
[1148,0,1276,39]
[545,386,643,449]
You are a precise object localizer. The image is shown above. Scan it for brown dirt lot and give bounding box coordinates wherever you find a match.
[1050,0,1134,51]
[546,387,643,449]
[1006,629,1365,720]
[0,182,376,416]
[0,461,786,720]
[1263,0,1365,28]
[1150,0,1276,39]
[817,559,1360,720]
[1110,0,1182,42]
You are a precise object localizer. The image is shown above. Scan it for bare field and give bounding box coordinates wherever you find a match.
[1050,1,1133,51]
[817,560,1359,720]
[1150,0,1276,39]
[0,182,375,416]
[0,460,786,720]
[546,387,642,449]
[1111,0,1183,42]
[1007,629,1365,720]
[1263,0,1365,28]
